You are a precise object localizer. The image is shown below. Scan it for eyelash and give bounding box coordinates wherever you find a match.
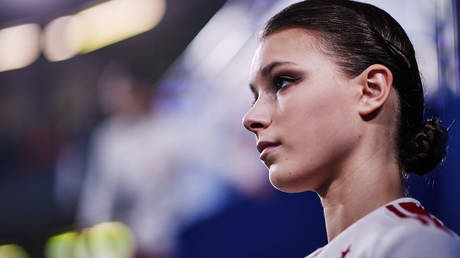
[273,75,297,90]
[251,94,258,106]
[250,75,298,105]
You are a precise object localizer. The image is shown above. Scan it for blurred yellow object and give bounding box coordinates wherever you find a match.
[74,229,92,258]
[0,244,30,258]
[45,222,135,258]
[0,24,41,72]
[8,0,165,65]
[88,222,136,258]
[42,16,79,62]
[45,232,79,258]
[70,0,165,53]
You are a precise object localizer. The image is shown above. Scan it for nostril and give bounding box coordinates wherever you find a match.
[250,122,264,129]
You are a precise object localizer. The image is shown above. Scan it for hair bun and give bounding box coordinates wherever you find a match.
[401,118,448,175]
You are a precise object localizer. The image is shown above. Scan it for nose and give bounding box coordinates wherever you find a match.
[242,99,272,134]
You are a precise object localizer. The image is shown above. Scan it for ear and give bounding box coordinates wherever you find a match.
[355,64,393,116]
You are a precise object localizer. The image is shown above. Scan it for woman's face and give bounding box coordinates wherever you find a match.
[243,28,362,193]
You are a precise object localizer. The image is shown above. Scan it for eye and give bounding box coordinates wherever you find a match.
[249,85,258,106]
[273,75,297,90]
[250,90,258,106]
[251,95,258,106]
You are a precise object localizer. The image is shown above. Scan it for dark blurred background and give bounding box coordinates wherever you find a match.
[0,0,458,257]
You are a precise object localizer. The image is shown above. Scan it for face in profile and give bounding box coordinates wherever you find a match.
[243,28,363,193]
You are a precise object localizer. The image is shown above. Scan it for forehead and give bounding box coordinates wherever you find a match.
[250,28,330,77]
[261,28,322,53]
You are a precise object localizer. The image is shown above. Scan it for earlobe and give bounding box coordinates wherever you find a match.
[357,64,393,117]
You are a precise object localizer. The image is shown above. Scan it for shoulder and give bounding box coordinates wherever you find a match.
[373,211,460,257]
[307,198,460,258]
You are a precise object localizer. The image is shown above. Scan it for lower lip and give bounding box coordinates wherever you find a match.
[260,145,280,160]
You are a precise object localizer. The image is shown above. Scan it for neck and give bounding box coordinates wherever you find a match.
[317,143,404,242]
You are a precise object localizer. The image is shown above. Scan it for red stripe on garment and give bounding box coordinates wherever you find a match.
[386,204,408,218]
[399,202,429,216]
[386,203,429,225]
[399,202,453,235]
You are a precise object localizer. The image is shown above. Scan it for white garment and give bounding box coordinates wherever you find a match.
[306,198,460,258]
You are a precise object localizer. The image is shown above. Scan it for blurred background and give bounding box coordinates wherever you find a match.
[0,0,458,257]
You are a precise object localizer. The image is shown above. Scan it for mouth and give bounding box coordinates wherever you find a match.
[257,141,281,160]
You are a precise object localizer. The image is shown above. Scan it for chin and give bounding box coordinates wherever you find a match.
[268,164,314,193]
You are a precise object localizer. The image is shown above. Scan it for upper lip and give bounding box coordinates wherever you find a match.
[257,141,281,153]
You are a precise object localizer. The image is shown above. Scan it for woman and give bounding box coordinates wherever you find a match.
[242,0,460,257]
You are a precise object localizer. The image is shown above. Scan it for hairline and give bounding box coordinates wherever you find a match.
[260,26,359,80]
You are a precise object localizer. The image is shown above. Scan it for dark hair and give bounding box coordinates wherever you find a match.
[262,0,447,176]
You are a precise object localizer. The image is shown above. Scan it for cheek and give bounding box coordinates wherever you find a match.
[276,84,358,174]
[280,86,354,143]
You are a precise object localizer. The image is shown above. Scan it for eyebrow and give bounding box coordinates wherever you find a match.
[249,61,295,92]
[249,61,293,95]
[261,61,294,77]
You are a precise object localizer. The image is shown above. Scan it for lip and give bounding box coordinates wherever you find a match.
[257,141,281,160]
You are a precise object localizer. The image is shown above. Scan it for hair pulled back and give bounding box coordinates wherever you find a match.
[262,0,448,175]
